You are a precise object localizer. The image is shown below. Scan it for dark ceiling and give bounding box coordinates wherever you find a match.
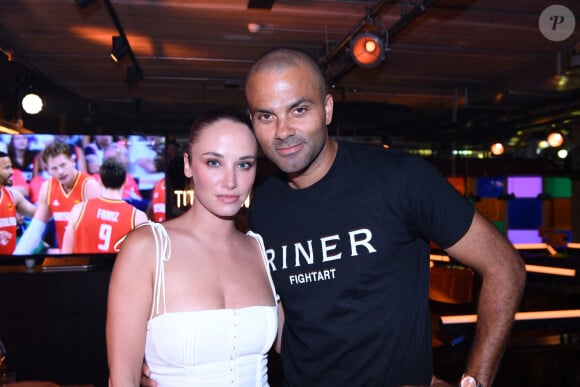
[1,0,579,152]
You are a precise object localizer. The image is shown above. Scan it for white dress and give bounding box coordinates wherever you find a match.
[143,222,278,387]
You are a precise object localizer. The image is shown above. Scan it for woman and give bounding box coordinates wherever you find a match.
[7,134,37,182]
[106,109,278,386]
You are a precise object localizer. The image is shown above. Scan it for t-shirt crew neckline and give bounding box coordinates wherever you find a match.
[283,141,343,194]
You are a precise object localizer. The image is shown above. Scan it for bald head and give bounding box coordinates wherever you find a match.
[246,48,328,101]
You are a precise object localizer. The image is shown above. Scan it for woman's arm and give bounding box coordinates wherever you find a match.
[275,302,285,354]
[107,227,155,387]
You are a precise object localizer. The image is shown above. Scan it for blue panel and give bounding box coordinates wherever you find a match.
[508,199,542,229]
[476,176,504,198]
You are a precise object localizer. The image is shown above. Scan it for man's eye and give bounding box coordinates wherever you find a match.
[293,107,308,116]
[255,112,273,121]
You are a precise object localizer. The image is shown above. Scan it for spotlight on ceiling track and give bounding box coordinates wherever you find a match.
[21,92,43,115]
[110,35,129,63]
[349,14,387,68]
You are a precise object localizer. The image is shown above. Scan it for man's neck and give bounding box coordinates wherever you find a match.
[101,187,123,200]
[62,170,79,192]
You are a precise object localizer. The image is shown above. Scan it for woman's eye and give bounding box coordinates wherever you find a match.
[238,161,254,170]
[207,159,220,167]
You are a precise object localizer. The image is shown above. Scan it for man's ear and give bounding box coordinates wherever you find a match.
[324,94,334,126]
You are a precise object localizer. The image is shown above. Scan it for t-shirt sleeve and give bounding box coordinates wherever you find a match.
[398,155,475,249]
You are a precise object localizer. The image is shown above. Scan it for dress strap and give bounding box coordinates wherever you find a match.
[138,221,172,319]
[247,230,279,304]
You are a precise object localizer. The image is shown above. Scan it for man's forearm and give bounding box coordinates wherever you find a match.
[464,261,526,386]
[14,218,46,255]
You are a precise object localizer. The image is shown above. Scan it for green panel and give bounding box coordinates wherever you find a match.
[544,177,572,198]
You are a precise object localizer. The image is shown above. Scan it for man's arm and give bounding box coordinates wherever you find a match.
[134,209,149,227]
[13,181,52,254]
[61,203,83,254]
[84,177,102,199]
[444,211,526,386]
[11,187,37,218]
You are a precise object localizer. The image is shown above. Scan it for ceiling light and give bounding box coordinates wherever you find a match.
[350,32,386,68]
[349,13,388,69]
[546,130,564,147]
[557,149,568,159]
[110,35,129,63]
[490,142,504,156]
[21,93,43,115]
[247,23,261,33]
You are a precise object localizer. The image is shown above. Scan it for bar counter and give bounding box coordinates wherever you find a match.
[0,262,111,387]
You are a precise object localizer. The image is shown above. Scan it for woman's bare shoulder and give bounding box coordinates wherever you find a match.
[116,222,159,257]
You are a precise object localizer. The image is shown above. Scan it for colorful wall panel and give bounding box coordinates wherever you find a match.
[476,198,505,222]
[508,198,542,229]
[507,229,542,244]
[544,177,572,198]
[476,176,504,198]
[507,176,542,198]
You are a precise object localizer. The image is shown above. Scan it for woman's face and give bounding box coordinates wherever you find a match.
[13,135,29,150]
[184,118,257,218]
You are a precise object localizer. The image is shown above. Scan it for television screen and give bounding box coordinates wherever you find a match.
[0,133,166,261]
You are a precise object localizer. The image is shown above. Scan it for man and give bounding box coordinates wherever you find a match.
[14,140,102,254]
[147,176,166,223]
[94,142,142,200]
[61,158,148,254]
[244,49,525,387]
[0,151,37,254]
[143,49,525,387]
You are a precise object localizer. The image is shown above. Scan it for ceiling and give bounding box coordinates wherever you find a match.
[1,0,580,152]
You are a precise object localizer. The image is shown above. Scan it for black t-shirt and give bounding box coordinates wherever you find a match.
[249,141,474,387]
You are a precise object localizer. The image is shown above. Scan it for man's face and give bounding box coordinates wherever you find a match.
[0,157,13,186]
[246,63,333,176]
[46,154,77,187]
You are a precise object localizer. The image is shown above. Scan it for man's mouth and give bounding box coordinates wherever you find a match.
[276,143,302,156]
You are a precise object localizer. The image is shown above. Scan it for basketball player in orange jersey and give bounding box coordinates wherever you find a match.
[0,151,37,254]
[61,158,148,254]
[14,141,102,254]
[147,177,166,223]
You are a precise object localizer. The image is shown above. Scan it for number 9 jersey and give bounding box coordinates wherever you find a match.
[71,197,139,253]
